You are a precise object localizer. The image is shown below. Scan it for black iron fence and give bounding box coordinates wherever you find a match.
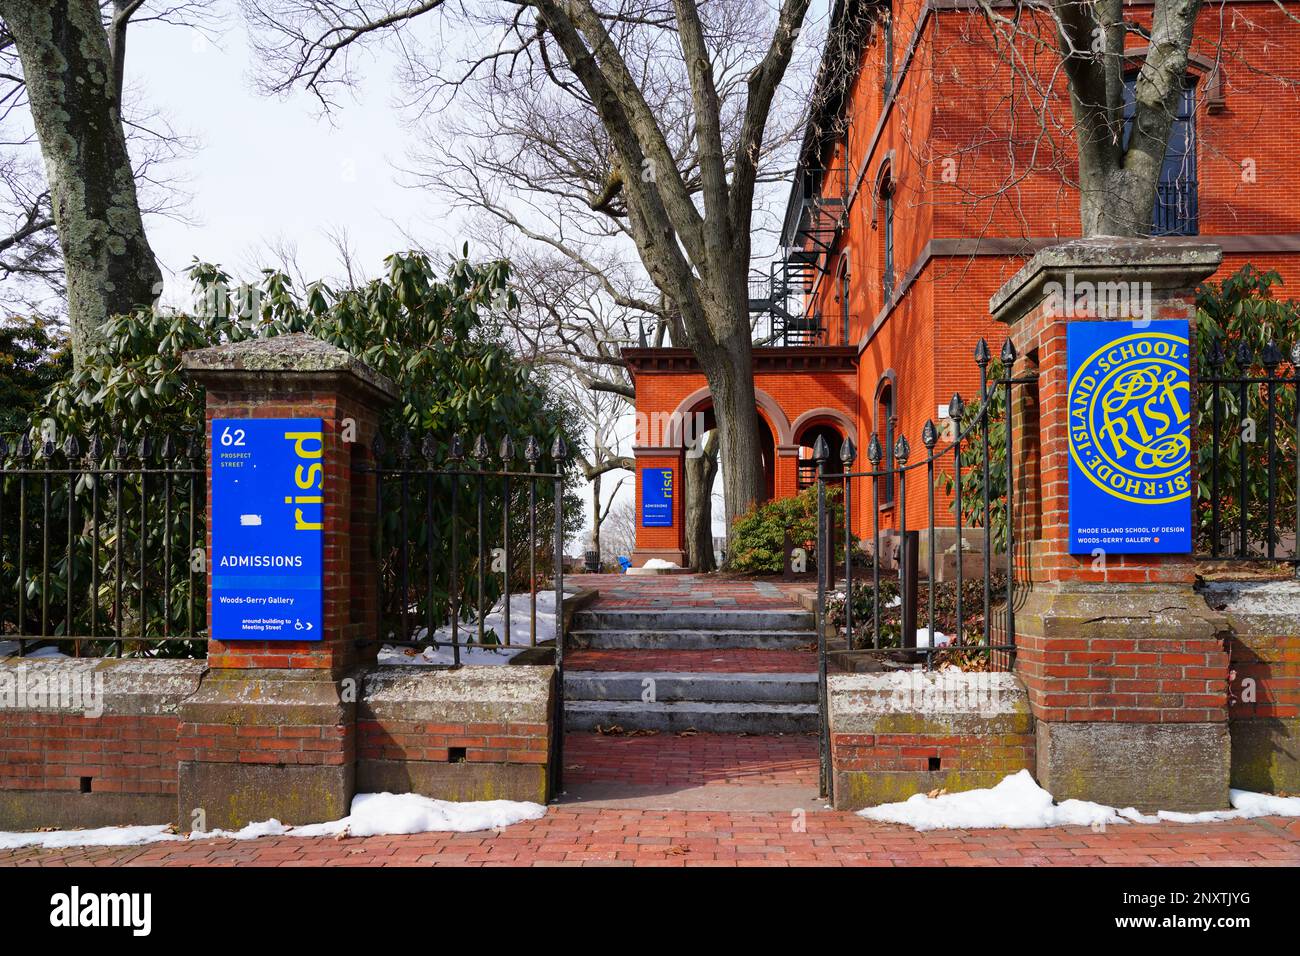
[364,432,568,661]
[815,338,1023,682]
[1197,340,1299,563]
[0,433,206,657]
[363,431,569,794]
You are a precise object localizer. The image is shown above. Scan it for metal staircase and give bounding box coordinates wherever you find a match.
[749,165,847,347]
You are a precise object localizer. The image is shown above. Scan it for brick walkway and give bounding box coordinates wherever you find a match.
[564,732,819,787]
[4,809,1298,867]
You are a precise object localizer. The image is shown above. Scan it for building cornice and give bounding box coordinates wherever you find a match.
[622,346,860,374]
[855,233,1300,355]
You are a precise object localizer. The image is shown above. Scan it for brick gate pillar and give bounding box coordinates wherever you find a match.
[630,446,687,568]
[177,334,396,830]
[989,238,1232,811]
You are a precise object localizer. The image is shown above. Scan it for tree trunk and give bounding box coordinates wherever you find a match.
[695,307,763,535]
[1,0,161,363]
[589,472,602,557]
[685,431,719,571]
[1079,164,1159,238]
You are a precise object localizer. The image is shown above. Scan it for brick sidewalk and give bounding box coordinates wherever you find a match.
[3,808,1298,867]
[564,732,819,788]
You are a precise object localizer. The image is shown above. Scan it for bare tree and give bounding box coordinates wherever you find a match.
[598,495,637,562]
[503,240,726,568]
[889,0,1299,239]
[503,246,641,556]
[0,2,212,357]
[241,0,819,543]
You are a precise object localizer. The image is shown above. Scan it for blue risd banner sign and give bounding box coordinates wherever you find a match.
[1067,319,1192,555]
[211,418,324,640]
[641,467,674,528]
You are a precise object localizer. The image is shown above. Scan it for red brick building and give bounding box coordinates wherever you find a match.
[628,0,1300,567]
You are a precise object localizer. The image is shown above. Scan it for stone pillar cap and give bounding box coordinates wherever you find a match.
[989,236,1223,323]
[181,332,398,403]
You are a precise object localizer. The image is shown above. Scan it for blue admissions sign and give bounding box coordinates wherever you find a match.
[641,467,674,528]
[211,418,324,640]
[1067,319,1192,555]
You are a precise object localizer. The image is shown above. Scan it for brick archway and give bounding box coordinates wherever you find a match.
[669,385,794,447]
[791,407,859,449]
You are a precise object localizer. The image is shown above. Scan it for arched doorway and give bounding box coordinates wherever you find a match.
[795,423,844,490]
[665,388,791,568]
[791,408,858,491]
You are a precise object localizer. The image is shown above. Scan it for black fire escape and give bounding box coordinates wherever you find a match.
[750,164,847,347]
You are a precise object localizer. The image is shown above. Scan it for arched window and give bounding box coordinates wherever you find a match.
[882,6,894,97]
[875,379,896,506]
[878,168,895,303]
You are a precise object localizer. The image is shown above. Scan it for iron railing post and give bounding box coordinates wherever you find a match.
[1002,339,1017,649]
[814,436,830,801]
[551,437,568,799]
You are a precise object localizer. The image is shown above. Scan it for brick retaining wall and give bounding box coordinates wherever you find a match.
[1204,580,1300,794]
[827,670,1036,809]
[0,658,205,827]
[0,657,554,830]
[357,665,553,803]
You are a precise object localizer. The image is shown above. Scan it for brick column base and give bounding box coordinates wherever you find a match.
[177,669,356,830]
[1015,585,1231,811]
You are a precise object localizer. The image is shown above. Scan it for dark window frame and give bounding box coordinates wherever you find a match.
[876,378,896,508]
[1122,74,1199,236]
[882,7,894,97]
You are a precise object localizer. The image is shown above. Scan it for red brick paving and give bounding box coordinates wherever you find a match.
[3,809,1298,867]
[564,732,819,787]
[567,649,818,673]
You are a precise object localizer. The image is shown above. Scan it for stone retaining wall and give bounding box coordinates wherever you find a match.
[0,657,554,830]
[1204,580,1300,794]
[828,670,1036,810]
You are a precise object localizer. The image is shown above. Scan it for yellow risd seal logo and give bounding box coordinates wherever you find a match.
[1068,331,1191,504]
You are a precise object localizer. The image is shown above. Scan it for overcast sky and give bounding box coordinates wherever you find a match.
[130,5,453,305]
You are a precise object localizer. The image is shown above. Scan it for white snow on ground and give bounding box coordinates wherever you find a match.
[641,558,680,570]
[0,793,548,850]
[378,590,567,666]
[859,769,1300,832]
[0,824,183,850]
[914,628,951,648]
[0,640,68,659]
[291,792,547,837]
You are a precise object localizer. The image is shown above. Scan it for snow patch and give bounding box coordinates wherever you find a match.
[379,591,566,666]
[0,824,183,850]
[858,769,1300,831]
[0,641,69,659]
[0,793,548,850]
[291,792,548,837]
[915,627,951,648]
[641,558,680,570]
